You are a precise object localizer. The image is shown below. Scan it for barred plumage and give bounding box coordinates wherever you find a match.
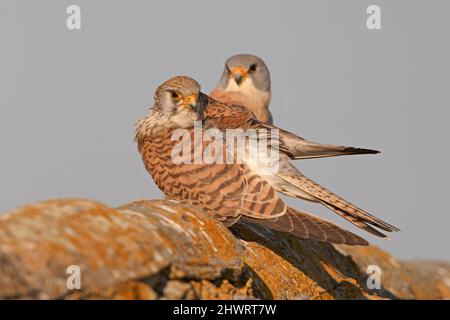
[136,75,399,246]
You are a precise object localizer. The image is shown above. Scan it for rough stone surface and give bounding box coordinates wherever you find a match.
[335,245,450,300]
[0,198,448,300]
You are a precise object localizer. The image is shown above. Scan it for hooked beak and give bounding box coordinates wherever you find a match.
[183,93,204,120]
[234,74,243,86]
[230,67,248,86]
[183,93,198,110]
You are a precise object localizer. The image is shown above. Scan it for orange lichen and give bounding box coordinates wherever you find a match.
[0,199,448,300]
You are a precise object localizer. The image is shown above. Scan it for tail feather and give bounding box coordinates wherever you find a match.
[320,202,390,238]
[277,166,400,237]
[244,207,369,246]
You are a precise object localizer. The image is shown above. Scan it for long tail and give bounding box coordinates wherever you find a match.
[276,166,400,238]
[243,207,369,246]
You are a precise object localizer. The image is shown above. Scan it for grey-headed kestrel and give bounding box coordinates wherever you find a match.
[136,76,399,246]
[210,54,273,123]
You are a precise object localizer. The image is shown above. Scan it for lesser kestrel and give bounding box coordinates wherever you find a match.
[210,54,273,123]
[136,76,399,246]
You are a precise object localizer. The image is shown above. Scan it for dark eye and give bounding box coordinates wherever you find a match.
[249,64,257,72]
[171,91,181,99]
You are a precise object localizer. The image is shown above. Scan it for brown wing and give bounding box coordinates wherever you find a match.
[204,94,378,159]
[271,125,380,160]
[204,94,257,130]
[199,94,394,238]
[210,89,249,108]
[138,127,286,225]
[209,89,273,124]
[244,207,368,245]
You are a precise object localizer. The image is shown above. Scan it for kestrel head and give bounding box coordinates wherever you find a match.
[218,54,270,92]
[154,75,204,128]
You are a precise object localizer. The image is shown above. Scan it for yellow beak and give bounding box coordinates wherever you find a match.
[183,94,198,110]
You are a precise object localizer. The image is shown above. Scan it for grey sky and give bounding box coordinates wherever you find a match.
[0,0,449,260]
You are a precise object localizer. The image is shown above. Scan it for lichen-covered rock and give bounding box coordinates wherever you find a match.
[0,199,170,299]
[230,222,385,299]
[0,198,448,300]
[0,199,248,299]
[335,245,450,299]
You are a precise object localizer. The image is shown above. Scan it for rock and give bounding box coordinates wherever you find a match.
[0,198,448,300]
[231,222,372,299]
[335,245,450,299]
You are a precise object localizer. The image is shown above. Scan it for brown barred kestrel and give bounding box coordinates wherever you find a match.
[136,76,399,246]
[210,54,273,123]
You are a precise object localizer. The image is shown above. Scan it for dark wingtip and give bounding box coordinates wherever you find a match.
[348,148,380,155]
[389,226,401,232]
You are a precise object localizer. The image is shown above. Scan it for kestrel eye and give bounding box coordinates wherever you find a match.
[171,91,181,99]
[249,64,257,72]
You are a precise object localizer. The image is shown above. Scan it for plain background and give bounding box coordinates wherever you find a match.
[0,0,448,260]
